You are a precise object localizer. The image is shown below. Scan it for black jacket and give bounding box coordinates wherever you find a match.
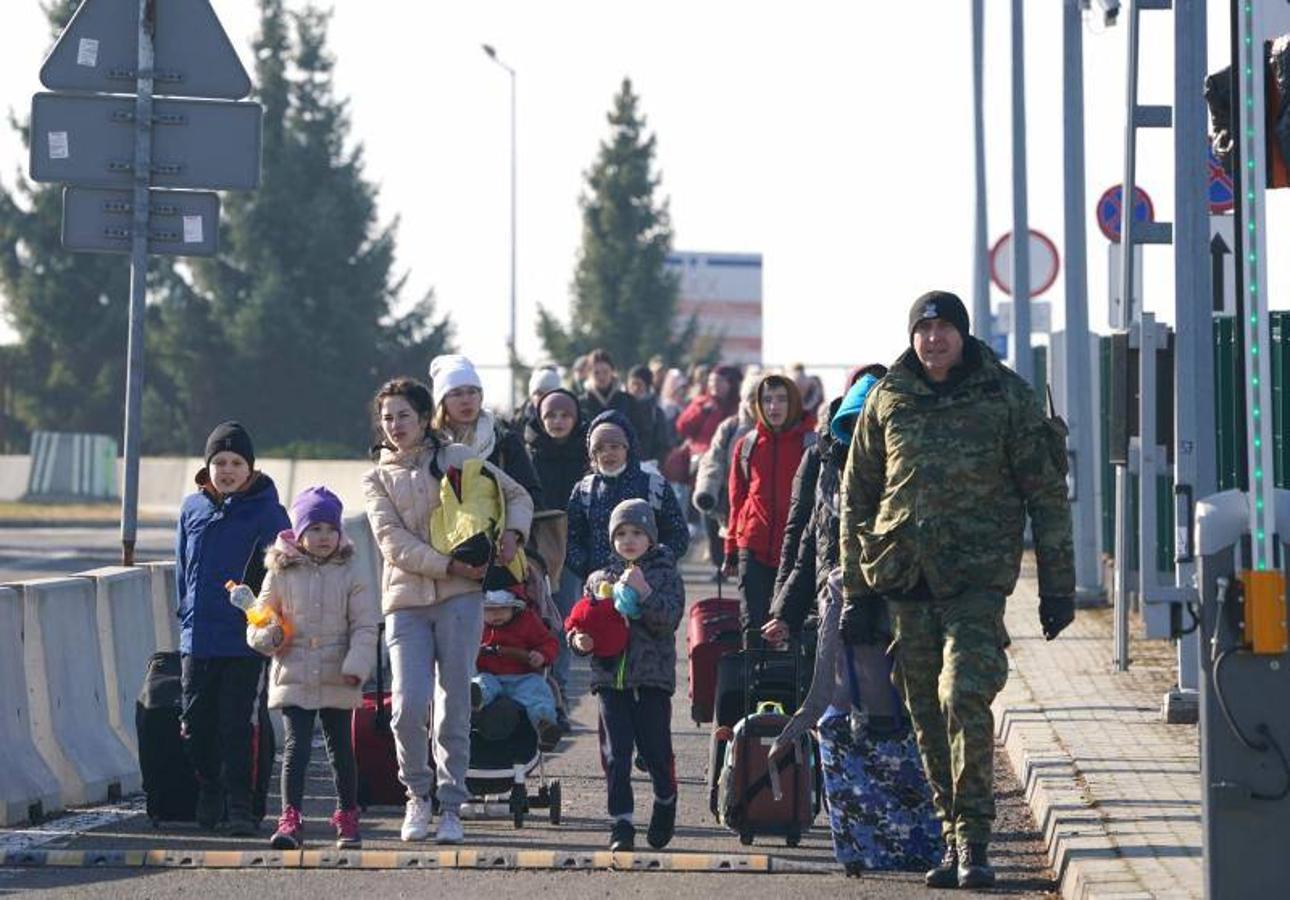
[488,424,548,512]
[524,409,590,513]
[770,402,846,632]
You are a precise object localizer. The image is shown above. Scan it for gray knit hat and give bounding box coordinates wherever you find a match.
[608,498,657,546]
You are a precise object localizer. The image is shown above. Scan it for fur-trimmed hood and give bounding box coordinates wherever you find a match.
[265,529,355,571]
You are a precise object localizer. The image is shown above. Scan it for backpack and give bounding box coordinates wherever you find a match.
[738,429,818,480]
[578,469,669,514]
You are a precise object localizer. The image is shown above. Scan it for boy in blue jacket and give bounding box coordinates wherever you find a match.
[176,421,290,835]
[564,410,689,585]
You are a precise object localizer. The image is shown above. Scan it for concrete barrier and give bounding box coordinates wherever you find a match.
[0,455,32,502]
[344,513,383,602]
[132,456,200,516]
[144,562,180,652]
[0,586,63,826]
[21,577,141,807]
[82,567,157,756]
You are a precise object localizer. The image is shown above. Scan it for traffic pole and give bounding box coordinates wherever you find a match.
[971,0,991,345]
[1062,0,1102,603]
[120,0,155,566]
[1009,0,1032,383]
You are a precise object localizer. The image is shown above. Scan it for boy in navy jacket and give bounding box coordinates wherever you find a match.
[176,421,290,835]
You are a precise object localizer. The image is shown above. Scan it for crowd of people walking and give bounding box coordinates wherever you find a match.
[170,289,1076,890]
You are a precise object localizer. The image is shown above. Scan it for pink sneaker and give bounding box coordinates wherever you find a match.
[269,806,303,850]
[331,807,362,849]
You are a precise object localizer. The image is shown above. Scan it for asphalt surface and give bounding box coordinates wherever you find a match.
[0,563,1057,898]
[0,525,173,582]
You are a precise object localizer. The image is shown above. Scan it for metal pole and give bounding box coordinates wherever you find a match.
[1114,461,1131,670]
[1171,0,1212,703]
[121,0,155,567]
[508,65,517,414]
[1062,0,1102,602]
[1120,1,1142,323]
[1010,0,1032,382]
[971,0,991,344]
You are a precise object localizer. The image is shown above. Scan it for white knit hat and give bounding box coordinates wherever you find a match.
[528,366,562,398]
[429,354,483,408]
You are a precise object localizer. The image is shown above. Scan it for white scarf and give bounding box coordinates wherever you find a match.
[442,408,498,462]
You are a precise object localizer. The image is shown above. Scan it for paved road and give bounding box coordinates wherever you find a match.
[0,525,173,582]
[1,564,1057,898]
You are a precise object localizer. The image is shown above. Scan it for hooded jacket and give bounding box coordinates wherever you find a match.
[176,470,292,658]
[523,389,590,511]
[840,340,1075,601]
[564,410,690,580]
[676,391,740,458]
[253,532,381,710]
[725,377,814,568]
[477,607,560,677]
[362,438,534,614]
[581,544,686,694]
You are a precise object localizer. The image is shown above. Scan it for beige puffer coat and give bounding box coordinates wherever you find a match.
[254,534,380,711]
[362,439,534,615]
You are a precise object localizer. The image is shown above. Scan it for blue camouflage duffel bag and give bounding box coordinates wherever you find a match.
[817,644,940,874]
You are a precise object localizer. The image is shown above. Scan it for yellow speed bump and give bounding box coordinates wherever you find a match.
[0,847,820,873]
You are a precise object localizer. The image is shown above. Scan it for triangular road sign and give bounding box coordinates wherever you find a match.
[40,0,252,100]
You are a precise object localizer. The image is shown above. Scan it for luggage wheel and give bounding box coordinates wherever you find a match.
[548,780,562,825]
[510,784,527,829]
[786,830,800,848]
[739,832,753,846]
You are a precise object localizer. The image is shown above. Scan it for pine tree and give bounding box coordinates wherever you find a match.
[189,0,453,456]
[0,2,139,446]
[539,78,694,369]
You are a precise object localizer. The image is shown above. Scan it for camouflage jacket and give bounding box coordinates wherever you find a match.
[840,340,1074,601]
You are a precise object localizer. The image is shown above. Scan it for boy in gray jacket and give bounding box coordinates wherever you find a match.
[569,499,685,851]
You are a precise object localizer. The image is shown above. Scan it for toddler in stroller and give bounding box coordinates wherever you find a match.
[465,590,564,827]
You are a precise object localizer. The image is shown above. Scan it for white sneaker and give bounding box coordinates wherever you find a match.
[400,795,433,842]
[435,808,463,845]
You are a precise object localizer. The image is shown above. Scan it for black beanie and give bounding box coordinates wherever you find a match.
[908,290,970,344]
[204,420,255,468]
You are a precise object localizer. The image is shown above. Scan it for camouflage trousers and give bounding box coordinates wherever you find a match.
[887,589,1010,846]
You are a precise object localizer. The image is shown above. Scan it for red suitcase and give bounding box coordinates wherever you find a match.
[352,623,437,809]
[687,576,742,724]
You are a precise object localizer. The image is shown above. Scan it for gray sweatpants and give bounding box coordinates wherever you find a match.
[387,592,484,811]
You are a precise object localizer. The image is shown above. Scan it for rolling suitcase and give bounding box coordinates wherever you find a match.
[818,644,939,873]
[352,622,408,808]
[137,651,274,826]
[686,574,741,724]
[137,651,197,824]
[714,641,814,846]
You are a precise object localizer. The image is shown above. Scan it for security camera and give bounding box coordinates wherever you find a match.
[1085,0,1120,27]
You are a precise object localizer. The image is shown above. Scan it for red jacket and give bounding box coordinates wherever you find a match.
[477,608,560,676]
[675,395,736,457]
[725,419,815,568]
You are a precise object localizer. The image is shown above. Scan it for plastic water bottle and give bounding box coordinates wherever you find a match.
[225,580,256,612]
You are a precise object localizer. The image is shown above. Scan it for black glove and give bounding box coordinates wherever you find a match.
[1039,595,1076,641]
[841,597,885,646]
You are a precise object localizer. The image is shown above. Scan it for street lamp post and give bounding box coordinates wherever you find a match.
[482,44,517,412]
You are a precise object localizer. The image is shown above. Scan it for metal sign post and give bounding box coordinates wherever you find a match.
[31,0,260,565]
[120,0,155,568]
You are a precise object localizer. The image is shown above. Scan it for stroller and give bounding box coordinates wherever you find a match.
[461,552,567,829]
[463,694,562,828]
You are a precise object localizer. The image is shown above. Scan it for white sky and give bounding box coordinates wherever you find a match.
[0,1,1278,403]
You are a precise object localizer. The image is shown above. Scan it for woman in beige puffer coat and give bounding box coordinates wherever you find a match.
[362,377,533,845]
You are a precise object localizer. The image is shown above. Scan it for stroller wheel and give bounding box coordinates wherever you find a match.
[739,832,754,846]
[548,781,562,825]
[510,784,527,829]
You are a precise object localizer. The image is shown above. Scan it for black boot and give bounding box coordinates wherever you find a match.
[957,842,996,890]
[925,840,959,889]
[195,783,223,831]
[224,798,258,837]
[608,819,635,851]
[646,798,676,849]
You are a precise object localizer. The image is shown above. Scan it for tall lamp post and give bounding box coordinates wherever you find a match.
[482,43,517,412]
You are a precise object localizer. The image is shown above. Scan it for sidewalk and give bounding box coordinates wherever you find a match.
[997,560,1202,900]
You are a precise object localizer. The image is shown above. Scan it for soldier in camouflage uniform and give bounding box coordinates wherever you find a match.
[838,290,1076,890]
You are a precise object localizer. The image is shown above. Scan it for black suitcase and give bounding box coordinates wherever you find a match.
[712,638,812,728]
[136,651,198,824]
[136,651,275,826]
